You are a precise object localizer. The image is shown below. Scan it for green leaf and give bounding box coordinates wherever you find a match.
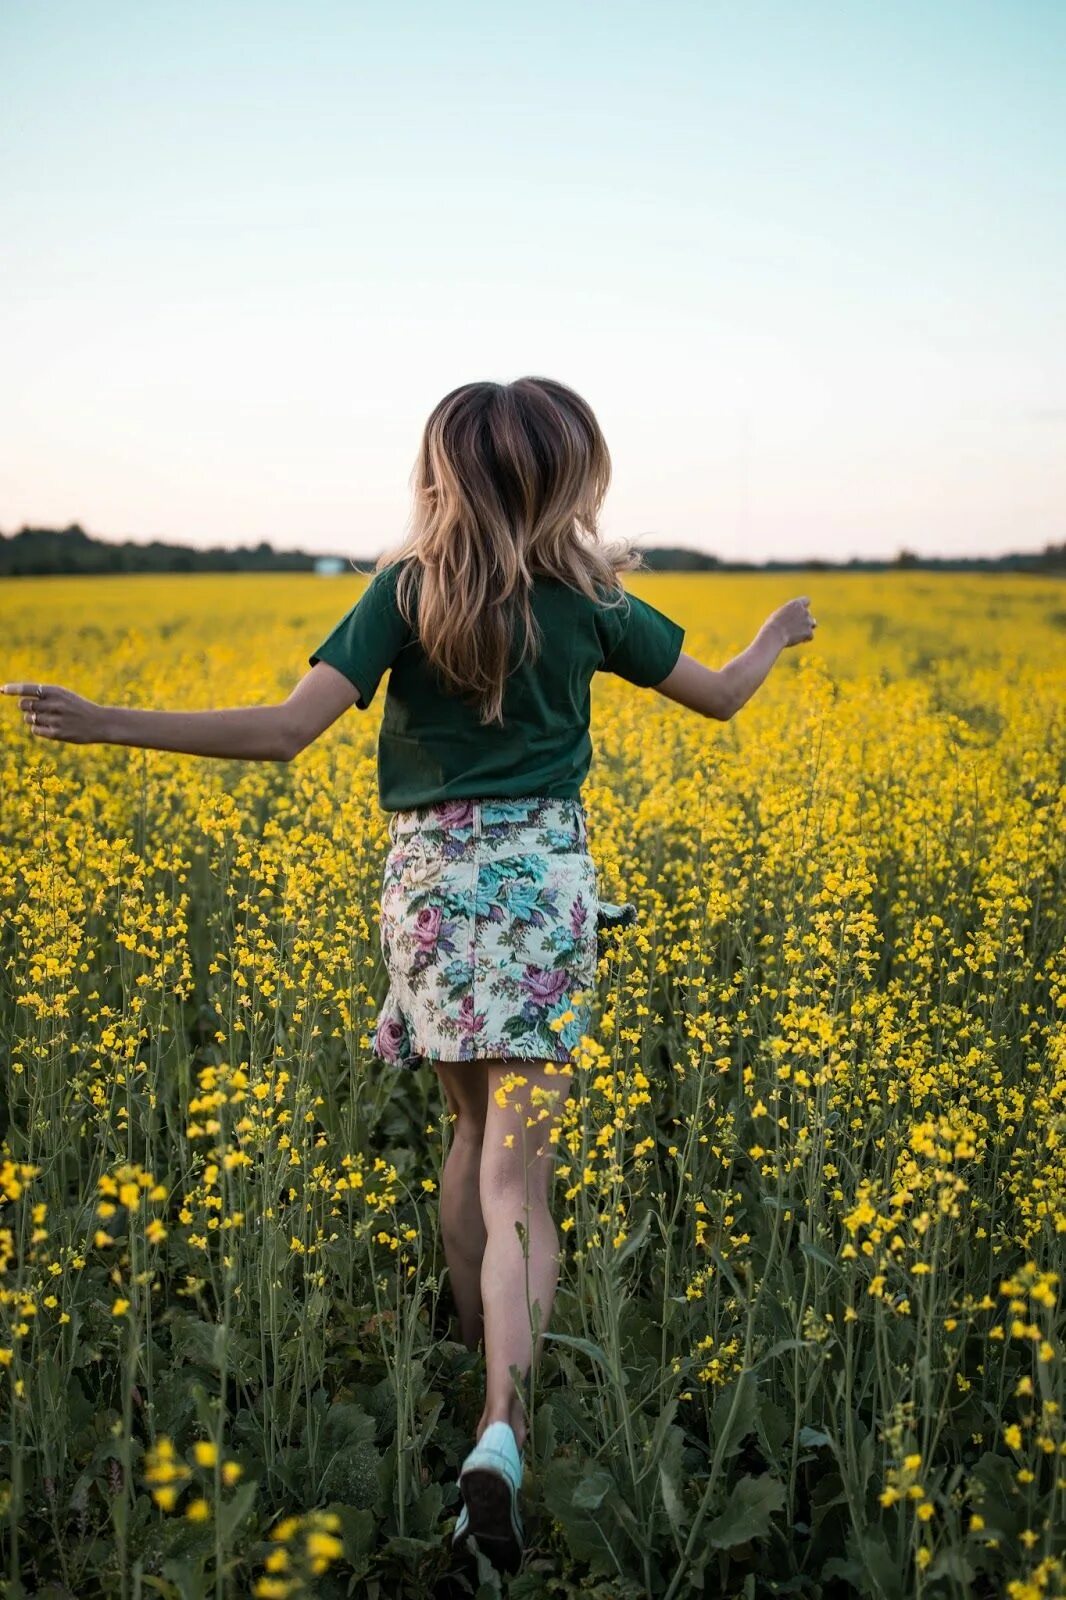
[542,1456,620,1572]
[333,1504,375,1566]
[322,1401,377,1449]
[756,1397,791,1457]
[707,1475,786,1549]
[216,1480,258,1546]
[161,1551,213,1600]
[659,1458,686,1541]
[572,1468,614,1511]
[927,1546,976,1584]
[410,1481,444,1538]
[799,1240,839,1273]
[798,1425,832,1450]
[852,1525,905,1600]
[752,1337,814,1369]
[540,1331,613,1374]
[822,1555,864,1584]
[648,1398,680,1461]
[531,1397,557,1460]
[711,1371,758,1458]
[614,1209,653,1267]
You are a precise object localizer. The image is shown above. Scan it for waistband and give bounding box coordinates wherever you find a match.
[388,795,588,848]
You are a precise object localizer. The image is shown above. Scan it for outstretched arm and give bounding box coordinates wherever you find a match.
[2,662,359,760]
[651,596,816,720]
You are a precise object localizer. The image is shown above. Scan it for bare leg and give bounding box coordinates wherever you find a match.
[476,1061,572,1453]
[439,1122,488,1349]
[431,1061,489,1352]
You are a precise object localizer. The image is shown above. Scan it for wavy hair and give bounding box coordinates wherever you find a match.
[360,377,643,726]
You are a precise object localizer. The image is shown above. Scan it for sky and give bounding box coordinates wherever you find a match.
[2,0,1063,564]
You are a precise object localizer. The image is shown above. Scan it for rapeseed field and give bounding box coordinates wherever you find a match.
[1,570,1064,1599]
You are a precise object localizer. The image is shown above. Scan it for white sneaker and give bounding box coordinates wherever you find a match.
[453,1421,524,1571]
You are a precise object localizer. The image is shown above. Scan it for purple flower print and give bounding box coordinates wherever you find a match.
[375,1014,408,1063]
[434,800,475,828]
[569,895,589,938]
[519,966,570,1006]
[413,904,443,955]
[458,992,487,1038]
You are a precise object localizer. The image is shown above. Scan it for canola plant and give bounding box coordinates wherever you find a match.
[0,570,1064,1599]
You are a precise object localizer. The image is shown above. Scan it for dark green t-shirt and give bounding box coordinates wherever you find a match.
[308,562,685,811]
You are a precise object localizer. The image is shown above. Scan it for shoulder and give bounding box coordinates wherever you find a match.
[532,571,631,652]
[588,576,631,648]
[363,557,420,613]
[536,570,628,615]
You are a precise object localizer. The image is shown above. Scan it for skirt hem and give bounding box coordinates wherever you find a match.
[377,1049,579,1068]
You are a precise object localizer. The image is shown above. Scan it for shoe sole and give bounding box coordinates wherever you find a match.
[457,1465,523,1572]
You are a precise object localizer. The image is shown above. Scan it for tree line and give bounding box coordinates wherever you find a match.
[2,522,1064,576]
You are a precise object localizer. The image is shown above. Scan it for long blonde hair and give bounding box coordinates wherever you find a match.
[363,377,642,726]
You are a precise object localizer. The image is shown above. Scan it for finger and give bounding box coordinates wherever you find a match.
[3,683,48,696]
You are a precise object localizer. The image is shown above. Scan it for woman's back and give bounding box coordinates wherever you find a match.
[309,562,685,811]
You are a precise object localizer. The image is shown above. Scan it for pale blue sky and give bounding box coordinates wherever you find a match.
[2,0,1063,561]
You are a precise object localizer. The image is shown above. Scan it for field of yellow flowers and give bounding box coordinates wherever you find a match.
[1,569,1065,1600]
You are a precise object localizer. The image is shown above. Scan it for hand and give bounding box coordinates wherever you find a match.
[2,681,108,745]
[765,596,817,649]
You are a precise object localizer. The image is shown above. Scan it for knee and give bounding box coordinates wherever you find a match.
[450,1110,486,1148]
[479,1150,554,1219]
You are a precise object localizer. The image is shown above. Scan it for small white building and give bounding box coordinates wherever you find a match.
[313,556,346,575]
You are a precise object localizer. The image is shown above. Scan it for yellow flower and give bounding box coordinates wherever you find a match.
[306,1529,343,1562]
[185,1499,211,1522]
[112,1298,130,1317]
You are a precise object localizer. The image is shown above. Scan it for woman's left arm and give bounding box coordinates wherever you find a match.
[2,663,359,760]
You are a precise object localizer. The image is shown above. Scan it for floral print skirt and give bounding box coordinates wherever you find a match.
[371,796,636,1069]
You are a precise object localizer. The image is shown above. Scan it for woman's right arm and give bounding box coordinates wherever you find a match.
[2,661,361,757]
[652,597,815,720]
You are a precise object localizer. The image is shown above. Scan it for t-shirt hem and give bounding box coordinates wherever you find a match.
[378,782,587,812]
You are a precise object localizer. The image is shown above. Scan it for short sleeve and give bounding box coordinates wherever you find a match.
[597,590,685,687]
[308,564,412,709]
